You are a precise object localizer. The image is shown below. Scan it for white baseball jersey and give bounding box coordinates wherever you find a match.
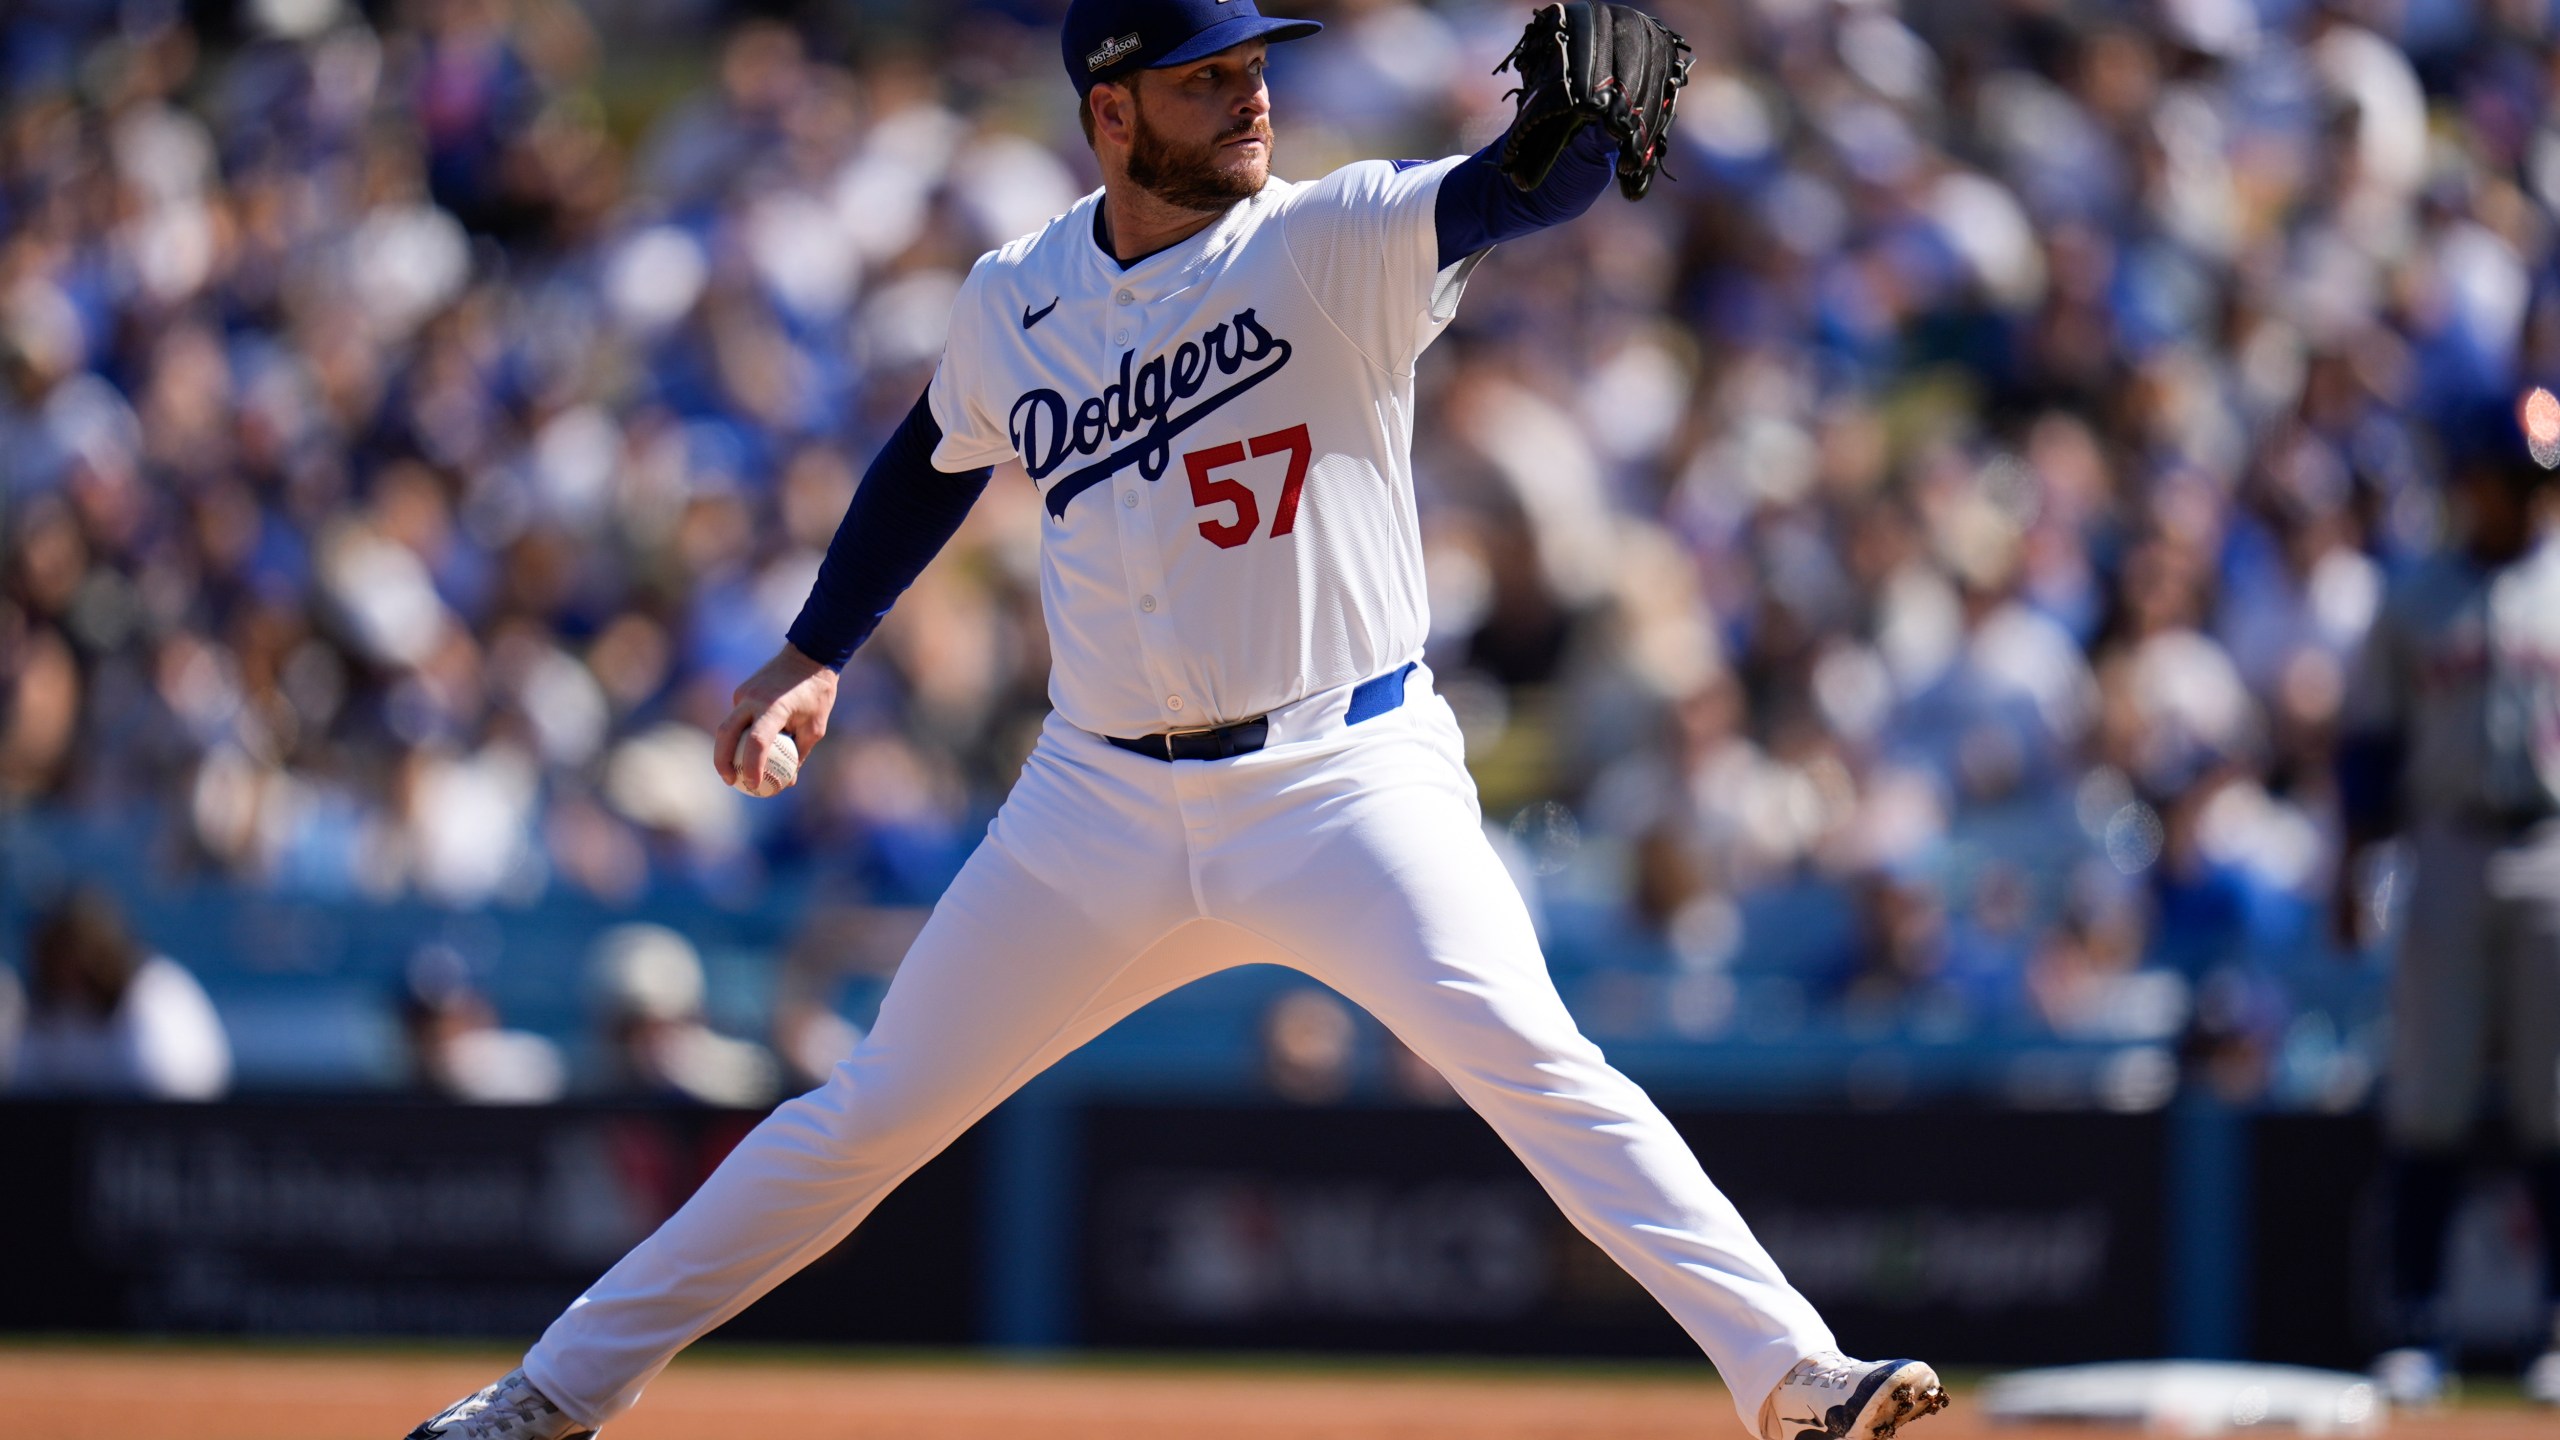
[518,152,1845,1440]
[926,157,1478,737]
[2347,538,2560,821]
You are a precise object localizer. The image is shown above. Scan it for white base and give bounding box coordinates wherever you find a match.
[1978,1361,2383,1435]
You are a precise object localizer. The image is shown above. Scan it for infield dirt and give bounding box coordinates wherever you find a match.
[2,1346,2549,1440]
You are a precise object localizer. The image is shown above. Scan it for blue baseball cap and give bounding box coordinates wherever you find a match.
[1061,0,1322,96]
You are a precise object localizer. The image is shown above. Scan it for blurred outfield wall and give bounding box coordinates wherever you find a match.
[4,1096,2549,1369]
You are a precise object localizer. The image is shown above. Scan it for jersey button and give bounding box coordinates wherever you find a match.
[1166,695,1184,712]
[1115,289,1134,305]
[1140,594,1157,612]
[1122,490,1138,508]
[1114,330,1130,346]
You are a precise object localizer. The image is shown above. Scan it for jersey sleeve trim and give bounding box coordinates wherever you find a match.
[927,387,1018,470]
[1430,248,1490,325]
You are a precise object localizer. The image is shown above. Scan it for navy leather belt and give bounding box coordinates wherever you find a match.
[1106,663,1416,763]
[1107,716,1271,763]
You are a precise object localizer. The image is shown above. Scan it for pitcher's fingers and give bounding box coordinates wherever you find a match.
[712,701,758,786]
[742,708,803,795]
[783,712,821,757]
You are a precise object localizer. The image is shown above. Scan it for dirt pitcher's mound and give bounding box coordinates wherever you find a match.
[2,1347,2549,1440]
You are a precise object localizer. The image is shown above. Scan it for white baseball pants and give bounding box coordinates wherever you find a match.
[522,669,1835,1430]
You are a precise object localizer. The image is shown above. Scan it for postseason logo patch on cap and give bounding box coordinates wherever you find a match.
[1087,32,1143,71]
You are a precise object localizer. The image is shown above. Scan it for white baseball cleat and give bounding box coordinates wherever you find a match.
[404,1369,596,1440]
[1757,1353,1948,1440]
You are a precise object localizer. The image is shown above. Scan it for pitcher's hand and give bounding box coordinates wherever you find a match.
[715,644,838,792]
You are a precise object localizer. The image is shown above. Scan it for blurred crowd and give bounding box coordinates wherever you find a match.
[5,0,2558,1097]
[1,882,818,1103]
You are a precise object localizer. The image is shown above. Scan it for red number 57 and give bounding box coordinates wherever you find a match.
[1183,423,1311,549]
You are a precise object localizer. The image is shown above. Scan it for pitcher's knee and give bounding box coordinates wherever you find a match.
[779,1057,974,1161]
[1446,1046,1650,1119]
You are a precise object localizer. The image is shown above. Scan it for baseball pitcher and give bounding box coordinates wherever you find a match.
[406,3,1949,1437]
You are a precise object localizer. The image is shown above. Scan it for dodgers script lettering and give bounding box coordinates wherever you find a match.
[1012,307,1294,518]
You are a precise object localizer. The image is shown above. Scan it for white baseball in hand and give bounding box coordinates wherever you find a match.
[732,730,800,797]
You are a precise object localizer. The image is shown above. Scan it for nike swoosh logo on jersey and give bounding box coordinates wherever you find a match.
[1022,297,1059,329]
[1009,306,1294,519]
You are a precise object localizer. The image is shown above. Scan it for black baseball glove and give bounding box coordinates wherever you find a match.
[1494,1,1694,201]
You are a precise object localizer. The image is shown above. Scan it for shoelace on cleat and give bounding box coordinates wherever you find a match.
[1783,1356,1865,1392]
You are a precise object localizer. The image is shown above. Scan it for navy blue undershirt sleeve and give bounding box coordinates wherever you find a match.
[1432,124,1617,271]
[785,389,995,670]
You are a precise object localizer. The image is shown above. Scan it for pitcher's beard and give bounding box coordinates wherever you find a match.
[1127,109,1271,211]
